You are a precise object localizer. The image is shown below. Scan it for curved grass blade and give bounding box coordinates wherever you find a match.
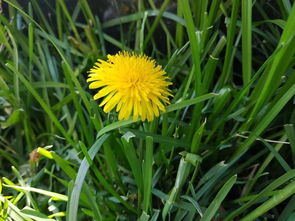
[103,10,185,28]
[96,119,134,138]
[67,134,109,221]
[200,175,237,221]
[166,93,218,113]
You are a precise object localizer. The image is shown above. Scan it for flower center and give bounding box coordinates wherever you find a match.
[130,78,139,86]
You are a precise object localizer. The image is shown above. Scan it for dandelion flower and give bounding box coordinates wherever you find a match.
[87,51,173,121]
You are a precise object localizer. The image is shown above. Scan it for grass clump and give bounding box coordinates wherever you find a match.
[1,0,295,220]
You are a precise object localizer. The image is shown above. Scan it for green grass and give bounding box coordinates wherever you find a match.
[1,0,295,220]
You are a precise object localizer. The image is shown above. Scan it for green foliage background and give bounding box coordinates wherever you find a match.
[0,0,295,220]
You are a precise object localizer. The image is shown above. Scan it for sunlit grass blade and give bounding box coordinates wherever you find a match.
[68,134,109,221]
[246,3,295,128]
[179,0,202,96]
[3,185,68,201]
[240,179,295,221]
[278,195,295,221]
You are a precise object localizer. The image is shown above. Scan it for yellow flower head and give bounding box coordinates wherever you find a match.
[87,51,173,121]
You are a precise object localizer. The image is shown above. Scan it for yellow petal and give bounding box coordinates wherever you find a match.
[89,81,107,89]
[103,93,122,112]
[99,91,115,107]
[93,86,116,100]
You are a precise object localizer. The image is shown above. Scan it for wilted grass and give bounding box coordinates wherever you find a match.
[0,0,295,220]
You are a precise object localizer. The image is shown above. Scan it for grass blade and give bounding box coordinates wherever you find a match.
[121,133,143,193]
[166,93,218,113]
[200,175,237,221]
[240,179,295,221]
[3,185,68,201]
[225,169,295,220]
[142,136,153,213]
[96,120,134,138]
[67,134,109,221]
[285,124,295,165]
[232,84,295,160]
[5,63,75,147]
[219,0,240,85]
[242,0,252,85]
